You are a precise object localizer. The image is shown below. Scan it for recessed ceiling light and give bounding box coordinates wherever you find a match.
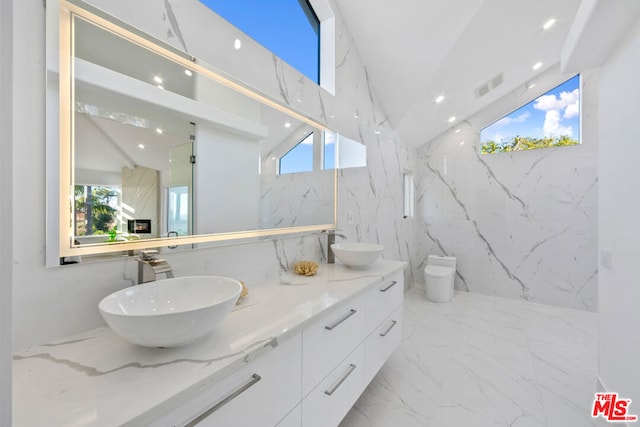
[156,128,163,134]
[375,130,381,135]
[284,122,291,128]
[455,128,461,134]
[532,62,543,70]
[153,76,163,84]
[234,38,242,50]
[157,84,164,90]
[543,18,556,30]
[435,95,445,104]
[138,143,145,149]
[528,82,536,89]
[184,69,193,77]
[459,141,465,146]
[354,114,359,119]
[448,116,456,123]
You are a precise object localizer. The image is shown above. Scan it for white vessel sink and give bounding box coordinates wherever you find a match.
[99,276,242,347]
[331,242,384,269]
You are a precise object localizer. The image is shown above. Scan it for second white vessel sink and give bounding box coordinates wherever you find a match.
[99,276,242,347]
[331,242,384,269]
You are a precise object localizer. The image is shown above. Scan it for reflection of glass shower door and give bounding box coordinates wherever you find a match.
[167,143,193,237]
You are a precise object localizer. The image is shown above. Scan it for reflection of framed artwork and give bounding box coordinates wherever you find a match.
[128,219,151,234]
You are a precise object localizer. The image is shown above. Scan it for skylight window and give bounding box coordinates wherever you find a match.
[480,75,580,154]
[200,0,320,84]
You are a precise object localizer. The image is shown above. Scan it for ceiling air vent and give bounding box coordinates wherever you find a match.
[475,72,504,98]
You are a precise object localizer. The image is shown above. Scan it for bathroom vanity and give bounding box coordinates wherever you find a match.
[13,260,405,426]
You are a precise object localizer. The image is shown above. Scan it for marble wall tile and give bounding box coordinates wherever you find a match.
[415,71,599,311]
[121,166,160,237]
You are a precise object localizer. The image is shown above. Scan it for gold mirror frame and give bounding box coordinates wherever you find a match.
[57,0,337,258]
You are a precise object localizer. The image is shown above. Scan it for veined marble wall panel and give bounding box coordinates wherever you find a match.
[260,169,335,229]
[415,71,598,311]
[121,166,159,238]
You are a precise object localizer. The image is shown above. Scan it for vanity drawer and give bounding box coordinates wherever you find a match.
[365,270,404,335]
[302,296,365,395]
[301,343,365,427]
[365,304,403,384]
[151,333,301,427]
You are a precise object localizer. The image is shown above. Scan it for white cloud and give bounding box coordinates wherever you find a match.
[533,88,578,137]
[492,111,531,128]
[533,94,562,111]
[564,101,579,119]
[543,109,573,137]
[533,89,579,111]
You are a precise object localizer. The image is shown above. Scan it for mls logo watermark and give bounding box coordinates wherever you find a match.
[592,393,638,422]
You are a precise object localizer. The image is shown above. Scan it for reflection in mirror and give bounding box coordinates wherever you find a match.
[55,1,340,259]
[336,134,367,169]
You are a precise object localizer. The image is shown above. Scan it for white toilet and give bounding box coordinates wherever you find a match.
[424,255,456,302]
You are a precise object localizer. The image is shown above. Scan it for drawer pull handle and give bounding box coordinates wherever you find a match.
[325,309,357,331]
[184,374,261,426]
[379,320,398,337]
[380,280,398,292]
[324,364,357,396]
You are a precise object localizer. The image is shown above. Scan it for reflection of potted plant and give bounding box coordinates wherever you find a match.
[106,225,118,242]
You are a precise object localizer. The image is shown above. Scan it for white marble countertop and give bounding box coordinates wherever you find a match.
[13,260,406,427]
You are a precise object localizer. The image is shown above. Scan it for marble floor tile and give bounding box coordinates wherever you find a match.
[341,287,604,427]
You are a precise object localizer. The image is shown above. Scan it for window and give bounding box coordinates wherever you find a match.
[167,186,190,236]
[323,131,336,170]
[279,132,314,174]
[480,75,580,154]
[74,185,120,237]
[200,0,320,83]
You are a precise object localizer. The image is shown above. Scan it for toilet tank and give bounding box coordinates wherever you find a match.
[427,255,456,268]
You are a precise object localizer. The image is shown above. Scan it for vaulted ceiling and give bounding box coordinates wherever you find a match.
[334,0,582,145]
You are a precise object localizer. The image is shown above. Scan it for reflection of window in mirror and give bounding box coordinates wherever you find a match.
[74,185,121,240]
[323,131,336,170]
[336,134,366,169]
[279,132,314,174]
[167,186,190,236]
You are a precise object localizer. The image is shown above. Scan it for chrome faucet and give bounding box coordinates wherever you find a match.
[136,249,174,284]
[324,230,347,264]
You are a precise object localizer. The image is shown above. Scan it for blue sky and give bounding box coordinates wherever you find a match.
[481,75,581,143]
[199,0,319,83]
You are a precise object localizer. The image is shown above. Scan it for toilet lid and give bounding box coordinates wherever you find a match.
[425,265,453,278]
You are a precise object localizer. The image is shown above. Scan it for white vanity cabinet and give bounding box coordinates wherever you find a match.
[365,304,403,384]
[150,333,302,427]
[302,343,366,427]
[302,296,366,395]
[161,270,405,427]
[301,269,404,426]
[13,261,407,427]
[363,271,404,383]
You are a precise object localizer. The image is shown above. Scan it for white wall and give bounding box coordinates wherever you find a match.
[415,68,599,311]
[12,0,413,351]
[0,0,13,422]
[597,19,640,403]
